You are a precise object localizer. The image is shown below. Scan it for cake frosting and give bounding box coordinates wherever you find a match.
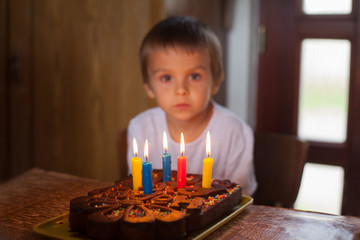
[69,170,242,239]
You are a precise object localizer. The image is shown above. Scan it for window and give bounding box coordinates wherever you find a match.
[303,0,352,15]
[297,39,350,143]
[295,163,344,214]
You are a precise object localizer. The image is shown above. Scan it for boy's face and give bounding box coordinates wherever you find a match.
[144,47,220,123]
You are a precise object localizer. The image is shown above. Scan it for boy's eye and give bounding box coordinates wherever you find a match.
[189,73,201,81]
[160,75,172,82]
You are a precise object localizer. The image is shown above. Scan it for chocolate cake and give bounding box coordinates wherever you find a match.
[69,170,242,240]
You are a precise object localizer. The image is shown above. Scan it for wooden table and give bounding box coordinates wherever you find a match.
[1,168,359,240]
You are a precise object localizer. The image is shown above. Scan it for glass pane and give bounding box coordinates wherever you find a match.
[298,39,350,143]
[294,163,344,215]
[303,0,352,14]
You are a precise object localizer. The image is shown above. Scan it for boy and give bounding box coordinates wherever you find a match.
[127,16,257,195]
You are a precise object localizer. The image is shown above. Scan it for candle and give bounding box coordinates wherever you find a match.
[162,131,172,183]
[142,139,153,194]
[202,131,213,188]
[177,132,187,189]
[131,138,142,191]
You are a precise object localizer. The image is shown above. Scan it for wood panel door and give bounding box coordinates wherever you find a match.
[1,0,34,182]
[257,0,360,216]
[0,0,7,182]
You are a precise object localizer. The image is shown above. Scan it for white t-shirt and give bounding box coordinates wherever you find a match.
[126,101,257,195]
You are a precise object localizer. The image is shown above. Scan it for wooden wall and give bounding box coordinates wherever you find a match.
[1,0,162,182]
[31,0,163,181]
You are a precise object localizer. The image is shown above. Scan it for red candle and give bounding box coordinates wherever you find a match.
[177,132,187,189]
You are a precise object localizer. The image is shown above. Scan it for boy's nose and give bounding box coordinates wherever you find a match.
[174,81,189,95]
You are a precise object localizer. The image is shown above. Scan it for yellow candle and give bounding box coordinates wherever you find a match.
[202,131,213,188]
[131,138,142,191]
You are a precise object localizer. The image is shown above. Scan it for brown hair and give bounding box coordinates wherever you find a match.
[139,16,224,84]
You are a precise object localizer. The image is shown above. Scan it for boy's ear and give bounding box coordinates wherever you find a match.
[211,79,222,95]
[144,83,155,99]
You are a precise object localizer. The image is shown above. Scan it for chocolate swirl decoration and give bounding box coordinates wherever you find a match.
[86,205,127,240]
[186,197,203,214]
[146,204,186,240]
[169,195,190,210]
[185,174,202,187]
[168,195,203,214]
[117,198,143,205]
[212,179,238,188]
[129,191,162,202]
[121,205,156,240]
[164,181,177,194]
[88,186,113,198]
[88,185,132,200]
[177,184,227,198]
[69,196,119,233]
[153,182,166,191]
[150,194,174,206]
[105,187,132,200]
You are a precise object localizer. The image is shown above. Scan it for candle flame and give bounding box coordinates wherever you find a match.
[206,131,211,157]
[133,138,138,157]
[163,131,168,153]
[180,132,185,156]
[144,139,149,161]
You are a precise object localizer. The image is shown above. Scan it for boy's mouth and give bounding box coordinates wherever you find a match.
[175,103,190,110]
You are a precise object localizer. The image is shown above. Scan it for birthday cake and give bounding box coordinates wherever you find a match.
[69,170,242,240]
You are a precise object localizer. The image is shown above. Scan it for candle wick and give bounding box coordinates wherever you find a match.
[208,153,210,158]
[165,149,167,154]
[146,157,148,162]
[135,153,137,158]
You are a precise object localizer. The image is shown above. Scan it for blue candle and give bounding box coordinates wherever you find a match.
[142,161,153,194]
[142,139,153,194]
[162,131,172,183]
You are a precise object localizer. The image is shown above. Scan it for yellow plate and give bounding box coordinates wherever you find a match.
[33,195,253,240]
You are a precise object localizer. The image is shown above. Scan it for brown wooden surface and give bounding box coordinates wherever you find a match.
[0,168,112,240]
[0,168,359,240]
[207,205,360,240]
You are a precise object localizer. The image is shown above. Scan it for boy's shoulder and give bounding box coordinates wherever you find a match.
[133,107,163,118]
[129,107,165,126]
[213,102,247,124]
[212,102,252,134]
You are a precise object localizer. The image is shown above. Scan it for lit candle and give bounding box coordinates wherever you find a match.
[202,131,213,188]
[131,138,142,191]
[142,139,153,194]
[162,131,172,183]
[177,133,187,189]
